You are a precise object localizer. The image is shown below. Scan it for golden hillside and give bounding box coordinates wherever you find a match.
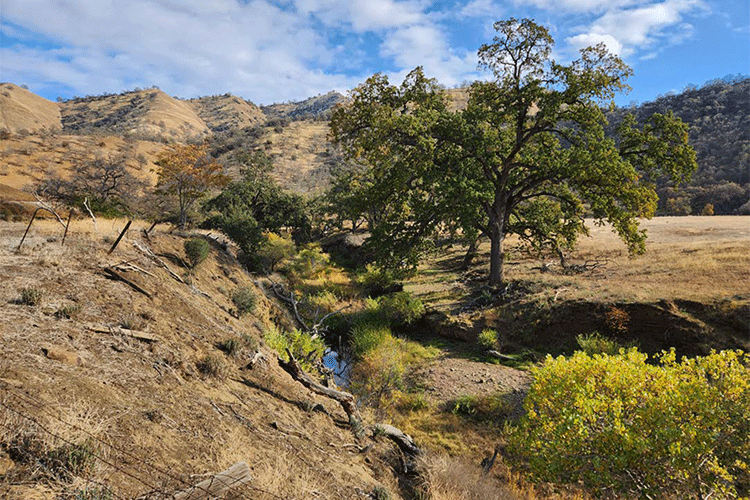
[0,83,61,134]
[188,93,266,132]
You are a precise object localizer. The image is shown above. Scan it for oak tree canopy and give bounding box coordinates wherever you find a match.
[329,18,697,285]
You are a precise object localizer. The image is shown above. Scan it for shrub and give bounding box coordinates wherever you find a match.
[55,303,81,319]
[508,349,750,499]
[478,329,497,350]
[452,394,511,423]
[575,331,633,356]
[196,353,228,379]
[19,287,43,306]
[287,244,329,281]
[377,291,425,326]
[74,487,113,500]
[184,238,210,269]
[218,338,241,357]
[263,326,326,372]
[257,232,296,272]
[232,286,257,316]
[46,440,97,481]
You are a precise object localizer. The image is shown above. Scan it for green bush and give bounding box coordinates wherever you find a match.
[218,338,241,357]
[478,329,497,350]
[257,232,296,272]
[350,322,392,358]
[575,331,634,356]
[184,238,210,269]
[19,287,43,306]
[508,349,750,499]
[263,326,326,372]
[232,286,257,316]
[377,291,425,326]
[452,394,511,423]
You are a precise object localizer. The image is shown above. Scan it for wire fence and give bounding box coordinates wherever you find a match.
[0,385,284,499]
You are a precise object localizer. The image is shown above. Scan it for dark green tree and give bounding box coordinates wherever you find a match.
[202,151,310,260]
[329,18,697,285]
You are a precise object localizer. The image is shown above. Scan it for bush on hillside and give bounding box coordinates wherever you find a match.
[184,238,210,269]
[508,349,750,499]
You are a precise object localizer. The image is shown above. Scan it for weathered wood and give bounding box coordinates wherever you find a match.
[101,267,152,298]
[277,348,362,427]
[107,220,132,255]
[487,350,516,361]
[83,197,98,232]
[88,325,159,343]
[172,461,252,500]
[61,209,75,245]
[132,240,186,284]
[374,424,421,457]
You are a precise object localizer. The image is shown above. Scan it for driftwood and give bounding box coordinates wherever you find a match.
[277,348,362,427]
[83,197,98,232]
[487,350,516,361]
[32,191,66,228]
[101,267,152,298]
[374,424,421,457]
[88,325,159,343]
[172,461,252,500]
[132,240,186,284]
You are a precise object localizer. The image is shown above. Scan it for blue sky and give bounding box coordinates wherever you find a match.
[0,0,747,106]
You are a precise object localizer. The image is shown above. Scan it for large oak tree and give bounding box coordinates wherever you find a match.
[330,18,697,285]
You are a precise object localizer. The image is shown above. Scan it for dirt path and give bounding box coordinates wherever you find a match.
[416,354,532,417]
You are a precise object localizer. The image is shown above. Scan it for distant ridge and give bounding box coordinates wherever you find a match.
[188,93,266,133]
[0,83,61,134]
[262,91,346,120]
[59,88,210,141]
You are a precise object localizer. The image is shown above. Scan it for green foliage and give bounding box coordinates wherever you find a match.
[452,394,511,423]
[231,286,257,317]
[508,349,750,498]
[183,238,210,269]
[55,303,81,320]
[356,265,400,295]
[377,291,425,326]
[202,151,310,260]
[285,245,329,281]
[263,326,326,372]
[46,440,97,480]
[371,486,393,500]
[256,232,296,272]
[478,329,497,350]
[575,331,633,356]
[19,287,43,306]
[329,18,697,285]
[74,487,113,500]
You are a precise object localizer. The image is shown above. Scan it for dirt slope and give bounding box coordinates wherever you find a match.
[0,83,61,134]
[0,219,402,499]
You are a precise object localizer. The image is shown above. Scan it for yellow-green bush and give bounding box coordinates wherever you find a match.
[263,326,326,372]
[508,349,750,499]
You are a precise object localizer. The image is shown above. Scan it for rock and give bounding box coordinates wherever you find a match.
[41,347,79,365]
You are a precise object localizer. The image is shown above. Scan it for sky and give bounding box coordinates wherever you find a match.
[0,0,747,106]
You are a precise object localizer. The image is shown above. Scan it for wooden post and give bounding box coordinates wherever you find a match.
[61,209,75,246]
[107,220,132,255]
[172,461,252,500]
[16,207,44,252]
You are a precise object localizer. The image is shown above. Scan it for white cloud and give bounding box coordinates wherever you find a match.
[564,0,703,57]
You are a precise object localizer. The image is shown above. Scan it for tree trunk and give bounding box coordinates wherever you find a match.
[488,219,505,287]
[462,238,479,269]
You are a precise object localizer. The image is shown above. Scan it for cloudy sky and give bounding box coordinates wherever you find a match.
[1,0,747,106]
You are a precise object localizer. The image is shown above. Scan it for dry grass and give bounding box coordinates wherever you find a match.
[408,216,750,310]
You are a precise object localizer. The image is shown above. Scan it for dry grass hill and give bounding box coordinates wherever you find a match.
[188,94,265,133]
[0,84,61,134]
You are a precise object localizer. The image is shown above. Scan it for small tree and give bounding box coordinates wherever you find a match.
[155,143,228,227]
[184,238,210,269]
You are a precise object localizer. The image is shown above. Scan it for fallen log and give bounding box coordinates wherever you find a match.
[172,461,252,500]
[132,240,186,284]
[277,348,362,427]
[101,267,152,298]
[374,424,421,457]
[88,325,159,343]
